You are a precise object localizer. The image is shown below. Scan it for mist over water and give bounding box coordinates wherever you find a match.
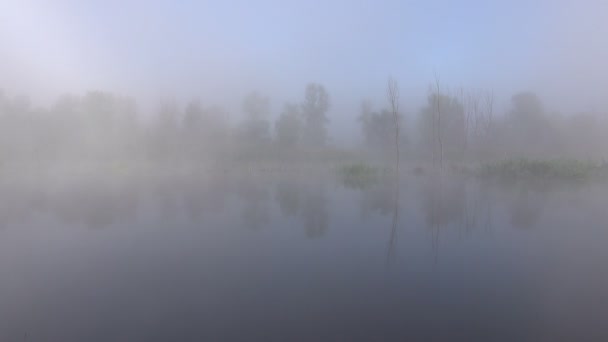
[1,171,608,340]
[2,1,608,341]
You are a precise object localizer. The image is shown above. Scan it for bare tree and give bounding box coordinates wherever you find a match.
[387,77,400,172]
[454,87,494,160]
[461,88,481,159]
[386,77,400,266]
[483,90,494,136]
[434,72,443,170]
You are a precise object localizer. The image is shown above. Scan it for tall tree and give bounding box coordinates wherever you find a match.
[506,92,549,155]
[358,101,394,151]
[387,77,400,171]
[275,103,303,148]
[301,83,330,147]
[419,92,465,161]
[241,91,271,145]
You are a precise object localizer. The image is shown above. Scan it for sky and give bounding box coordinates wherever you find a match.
[1,0,607,143]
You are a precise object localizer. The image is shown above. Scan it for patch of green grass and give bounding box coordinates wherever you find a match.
[338,163,379,189]
[479,158,598,181]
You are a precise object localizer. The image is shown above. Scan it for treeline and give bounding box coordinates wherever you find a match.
[0,83,333,164]
[361,83,608,162]
[0,81,607,165]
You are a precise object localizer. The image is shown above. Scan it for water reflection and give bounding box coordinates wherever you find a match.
[0,171,607,340]
[237,179,271,230]
[302,182,329,238]
[0,175,139,229]
[387,173,400,265]
[507,186,546,230]
[156,179,180,222]
[274,177,330,238]
[357,176,395,219]
[275,180,301,217]
[0,171,586,238]
[182,177,228,220]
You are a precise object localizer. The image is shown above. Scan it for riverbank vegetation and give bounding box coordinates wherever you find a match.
[1,80,608,182]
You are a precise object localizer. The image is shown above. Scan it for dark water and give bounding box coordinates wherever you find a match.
[1,171,608,341]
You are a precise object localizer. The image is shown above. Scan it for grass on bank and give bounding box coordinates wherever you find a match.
[337,163,381,189]
[479,158,602,181]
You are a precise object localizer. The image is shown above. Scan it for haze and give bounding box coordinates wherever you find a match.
[2,1,608,341]
[2,1,608,142]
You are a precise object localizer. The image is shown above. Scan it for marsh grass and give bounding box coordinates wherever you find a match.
[337,163,381,189]
[479,158,600,181]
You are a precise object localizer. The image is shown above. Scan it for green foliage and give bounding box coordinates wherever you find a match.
[418,92,466,158]
[358,101,396,151]
[338,163,379,189]
[479,158,598,180]
[301,83,330,147]
[275,103,303,147]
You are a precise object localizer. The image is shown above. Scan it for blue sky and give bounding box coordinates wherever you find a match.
[1,0,607,142]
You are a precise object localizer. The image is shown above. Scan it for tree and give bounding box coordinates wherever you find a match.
[275,103,302,148]
[182,100,205,156]
[358,101,394,152]
[387,77,400,171]
[240,91,271,145]
[183,100,205,129]
[182,100,230,159]
[457,87,494,158]
[153,100,181,160]
[506,92,550,155]
[419,91,465,161]
[157,100,180,132]
[301,83,330,147]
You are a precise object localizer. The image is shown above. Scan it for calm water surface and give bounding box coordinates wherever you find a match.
[1,171,607,341]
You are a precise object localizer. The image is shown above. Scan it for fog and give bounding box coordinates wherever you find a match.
[2,1,608,341]
[2,1,608,146]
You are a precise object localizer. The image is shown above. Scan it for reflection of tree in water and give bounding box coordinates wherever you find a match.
[0,177,139,229]
[275,180,301,217]
[53,179,139,229]
[358,177,394,219]
[156,180,179,222]
[302,185,328,238]
[508,187,544,230]
[344,174,400,263]
[478,181,495,233]
[423,177,465,228]
[274,178,329,238]
[459,179,497,236]
[181,176,227,220]
[421,175,466,261]
[238,180,271,230]
[0,181,47,228]
[386,174,400,265]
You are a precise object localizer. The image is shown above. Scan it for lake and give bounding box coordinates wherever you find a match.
[1,169,607,341]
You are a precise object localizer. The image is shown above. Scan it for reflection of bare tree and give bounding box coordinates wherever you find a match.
[479,182,495,233]
[460,179,477,235]
[421,175,467,262]
[53,188,138,229]
[508,187,544,230]
[274,178,329,238]
[182,176,227,220]
[358,178,394,219]
[275,180,301,217]
[423,178,465,226]
[0,175,139,229]
[0,181,47,229]
[429,179,441,262]
[156,180,179,222]
[386,174,400,265]
[302,185,329,238]
[459,179,498,237]
[238,181,270,230]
